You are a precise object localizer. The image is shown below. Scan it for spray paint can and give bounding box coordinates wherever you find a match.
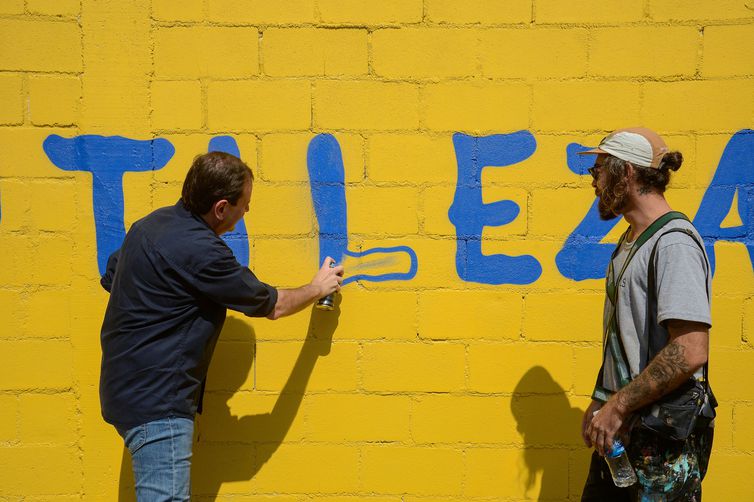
[315,260,337,311]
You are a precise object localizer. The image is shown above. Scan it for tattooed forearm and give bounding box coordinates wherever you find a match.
[648,343,689,390]
[617,373,652,411]
[614,340,693,413]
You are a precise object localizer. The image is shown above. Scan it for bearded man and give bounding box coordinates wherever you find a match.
[579,128,716,501]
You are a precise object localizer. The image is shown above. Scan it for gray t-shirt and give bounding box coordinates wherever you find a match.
[600,218,711,393]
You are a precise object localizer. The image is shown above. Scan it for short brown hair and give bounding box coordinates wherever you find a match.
[181,152,253,215]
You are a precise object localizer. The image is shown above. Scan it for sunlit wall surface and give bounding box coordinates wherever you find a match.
[0,1,753,500]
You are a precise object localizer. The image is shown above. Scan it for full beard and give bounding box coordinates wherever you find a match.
[596,189,628,220]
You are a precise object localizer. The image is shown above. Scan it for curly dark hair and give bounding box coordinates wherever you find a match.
[597,152,683,219]
[634,151,683,194]
[181,151,253,215]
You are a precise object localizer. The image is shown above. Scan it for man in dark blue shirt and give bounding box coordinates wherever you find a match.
[100,151,343,502]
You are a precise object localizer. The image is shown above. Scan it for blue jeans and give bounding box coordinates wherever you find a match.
[117,417,194,502]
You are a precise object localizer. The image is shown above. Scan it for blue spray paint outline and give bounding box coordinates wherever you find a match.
[307,134,417,285]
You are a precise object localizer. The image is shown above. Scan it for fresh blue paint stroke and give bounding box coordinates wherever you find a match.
[208,136,250,267]
[556,142,622,281]
[693,129,754,274]
[448,131,541,285]
[307,134,417,284]
[42,134,174,275]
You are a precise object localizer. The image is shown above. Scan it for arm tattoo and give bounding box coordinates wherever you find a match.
[648,342,689,391]
[616,341,691,412]
[617,375,651,411]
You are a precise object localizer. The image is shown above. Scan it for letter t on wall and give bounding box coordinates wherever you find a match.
[43,135,175,275]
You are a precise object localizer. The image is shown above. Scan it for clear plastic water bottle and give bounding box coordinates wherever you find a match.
[605,440,638,488]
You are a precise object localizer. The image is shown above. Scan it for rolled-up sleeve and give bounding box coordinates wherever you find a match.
[190,248,278,317]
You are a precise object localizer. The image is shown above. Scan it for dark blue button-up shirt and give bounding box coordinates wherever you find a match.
[99,200,277,430]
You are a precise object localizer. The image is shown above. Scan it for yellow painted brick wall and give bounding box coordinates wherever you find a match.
[0,1,753,501]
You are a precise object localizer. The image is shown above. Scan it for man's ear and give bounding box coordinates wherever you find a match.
[624,162,637,183]
[213,199,229,220]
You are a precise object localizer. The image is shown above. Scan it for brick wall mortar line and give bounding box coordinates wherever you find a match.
[189,74,754,84]
[697,26,706,78]
[366,28,374,77]
[0,70,83,77]
[21,74,29,126]
[258,28,266,76]
[147,8,156,135]
[0,13,80,22]
[531,0,536,24]
[313,0,322,23]
[309,80,315,132]
[356,341,365,392]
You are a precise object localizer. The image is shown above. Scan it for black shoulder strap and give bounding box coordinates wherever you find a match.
[592,211,690,402]
[646,226,711,392]
[609,211,688,261]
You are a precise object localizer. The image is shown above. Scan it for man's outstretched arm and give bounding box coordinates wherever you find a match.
[266,257,344,320]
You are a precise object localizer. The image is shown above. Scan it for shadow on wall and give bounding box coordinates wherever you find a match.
[511,366,592,501]
[118,303,340,501]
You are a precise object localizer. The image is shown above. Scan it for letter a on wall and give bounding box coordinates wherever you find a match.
[694,129,754,273]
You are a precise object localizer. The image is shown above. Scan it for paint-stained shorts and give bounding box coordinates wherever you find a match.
[629,426,713,501]
[581,426,714,502]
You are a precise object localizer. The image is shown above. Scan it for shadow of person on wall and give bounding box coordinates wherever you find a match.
[511,366,591,501]
[192,304,339,498]
[118,300,340,501]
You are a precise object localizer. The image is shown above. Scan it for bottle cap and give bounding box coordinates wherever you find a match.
[607,440,625,458]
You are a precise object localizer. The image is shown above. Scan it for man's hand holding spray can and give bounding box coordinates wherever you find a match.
[315,257,343,311]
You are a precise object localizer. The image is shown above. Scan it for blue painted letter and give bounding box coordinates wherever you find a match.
[208,136,250,267]
[448,132,540,285]
[694,129,754,274]
[307,134,417,284]
[43,135,174,274]
[556,143,621,281]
